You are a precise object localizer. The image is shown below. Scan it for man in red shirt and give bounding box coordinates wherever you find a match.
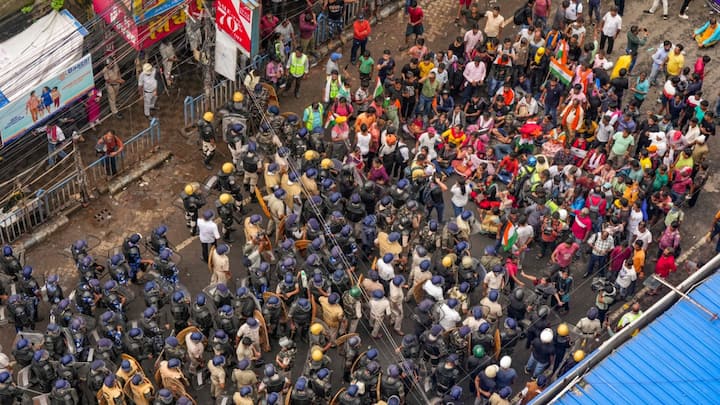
[404,0,424,49]
[550,238,580,273]
[260,10,279,51]
[350,14,371,64]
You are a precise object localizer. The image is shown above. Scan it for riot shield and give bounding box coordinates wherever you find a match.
[330,387,346,405]
[254,309,271,352]
[17,366,31,387]
[177,326,201,348]
[13,331,44,349]
[334,333,359,347]
[221,114,248,142]
[31,393,49,405]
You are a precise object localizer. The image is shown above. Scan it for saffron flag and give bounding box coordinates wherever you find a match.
[373,76,384,98]
[555,39,568,65]
[501,221,518,252]
[549,57,573,86]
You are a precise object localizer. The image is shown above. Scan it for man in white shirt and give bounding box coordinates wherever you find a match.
[423,276,444,301]
[438,299,461,330]
[515,93,539,119]
[565,0,583,23]
[46,124,68,166]
[615,259,637,300]
[462,56,486,101]
[377,253,396,288]
[429,64,448,87]
[417,128,441,161]
[594,115,615,148]
[632,221,653,251]
[138,63,158,119]
[463,24,484,58]
[599,6,622,54]
[197,210,220,263]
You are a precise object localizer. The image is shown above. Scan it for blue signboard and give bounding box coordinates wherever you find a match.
[0,54,95,147]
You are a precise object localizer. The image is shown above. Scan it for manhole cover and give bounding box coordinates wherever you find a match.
[94,208,112,223]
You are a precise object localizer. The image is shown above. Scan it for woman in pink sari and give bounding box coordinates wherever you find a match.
[86,88,102,129]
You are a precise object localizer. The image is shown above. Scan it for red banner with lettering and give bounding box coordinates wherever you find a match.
[93,0,203,50]
[216,0,253,56]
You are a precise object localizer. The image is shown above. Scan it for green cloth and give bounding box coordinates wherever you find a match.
[634,78,649,101]
[359,56,374,75]
[611,131,634,156]
[421,78,440,98]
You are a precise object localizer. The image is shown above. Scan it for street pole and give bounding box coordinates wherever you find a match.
[72,136,90,207]
[201,1,215,106]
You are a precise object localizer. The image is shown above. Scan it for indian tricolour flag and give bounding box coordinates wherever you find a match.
[501,221,518,252]
[373,76,384,98]
[555,39,568,65]
[549,57,573,86]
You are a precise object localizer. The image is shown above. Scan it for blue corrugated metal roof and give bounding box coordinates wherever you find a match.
[552,271,720,405]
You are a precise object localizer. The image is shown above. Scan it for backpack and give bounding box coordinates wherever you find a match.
[513,5,527,26]
[395,144,409,165]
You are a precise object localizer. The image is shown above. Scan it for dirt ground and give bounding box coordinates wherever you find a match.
[5,0,720,402]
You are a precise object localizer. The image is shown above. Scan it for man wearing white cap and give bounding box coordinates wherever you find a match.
[138,63,158,119]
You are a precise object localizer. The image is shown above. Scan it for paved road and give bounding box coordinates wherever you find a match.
[7,0,720,403]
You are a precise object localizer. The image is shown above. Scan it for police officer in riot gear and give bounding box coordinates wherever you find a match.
[0,372,22,404]
[107,254,131,286]
[30,349,58,393]
[170,290,191,331]
[12,338,34,368]
[181,183,205,236]
[50,379,79,405]
[216,193,237,243]
[226,122,247,166]
[149,225,170,255]
[140,306,165,354]
[8,294,33,332]
[0,245,21,281]
[240,143,262,201]
[20,265,41,321]
[121,232,142,263]
[217,161,247,211]
[44,323,65,360]
[198,111,217,169]
[380,364,406,401]
[124,327,153,360]
[192,293,214,336]
[153,248,178,285]
[233,287,256,325]
[162,336,186,362]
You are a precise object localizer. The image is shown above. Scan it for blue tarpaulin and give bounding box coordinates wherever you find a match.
[545,271,720,405]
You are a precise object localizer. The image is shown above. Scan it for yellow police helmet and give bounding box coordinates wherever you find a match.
[461,256,474,269]
[310,323,324,335]
[233,92,244,102]
[304,150,318,161]
[442,255,454,268]
[219,193,233,205]
[311,349,323,362]
[203,112,214,122]
[184,184,194,195]
[558,323,570,337]
[573,350,585,362]
[321,158,333,170]
[222,162,235,174]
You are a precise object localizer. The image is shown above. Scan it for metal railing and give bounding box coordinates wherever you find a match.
[184,80,242,128]
[84,118,162,189]
[0,119,162,245]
